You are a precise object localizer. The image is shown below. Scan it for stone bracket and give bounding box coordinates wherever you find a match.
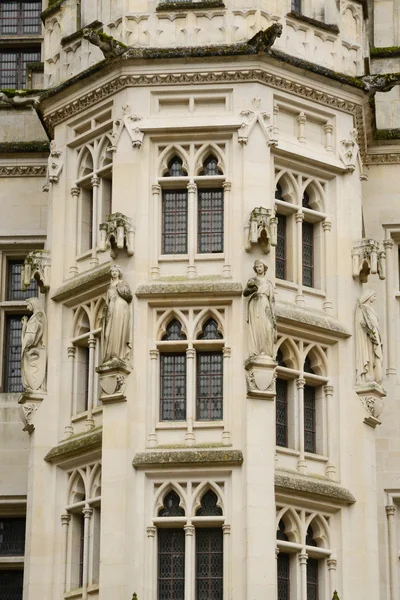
[18,391,44,434]
[238,97,279,146]
[355,382,386,428]
[352,238,386,282]
[109,105,144,151]
[245,356,276,399]
[96,360,131,404]
[98,212,135,258]
[22,250,51,293]
[245,206,277,254]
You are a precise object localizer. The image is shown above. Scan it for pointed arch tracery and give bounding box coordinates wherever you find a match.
[159,145,189,177]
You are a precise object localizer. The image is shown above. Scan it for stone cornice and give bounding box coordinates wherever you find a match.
[133,448,243,469]
[275,470,356,505]
[44,428,102,465]
[0,165,47,177]
[51,263,111,305]
[276,301,351,339]
[136,278,242,299]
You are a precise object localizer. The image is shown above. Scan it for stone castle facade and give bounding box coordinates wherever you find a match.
[1,1,400,599]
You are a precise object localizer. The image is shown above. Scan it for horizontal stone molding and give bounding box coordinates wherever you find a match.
[51,263,111,304]
[0,165,47,177]
[275,470,356,504]
[276,300,350,339]
[133,449,243,469]
[44,428,102,465]
[136,279,243,298]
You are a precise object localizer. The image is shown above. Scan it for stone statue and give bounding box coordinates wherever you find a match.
[355,289,383,385]
[21,298,47,392]
[101,265,132,365]
[243,260,276,358]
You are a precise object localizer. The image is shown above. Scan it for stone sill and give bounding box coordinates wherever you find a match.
[52,263,111,304]
[276,300,350,338]
[45,427,102,464]
[157,1,225,12]
[286,12,339,35]
[61,20,103,47]
[133,449,243,468]
[136,278,242,298]
[275,469,355,504]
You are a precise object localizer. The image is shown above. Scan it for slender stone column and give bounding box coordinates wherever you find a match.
[184,524,195,600]
[327,558,337,597]
[324,123,334,152]
[297,112,306,144]
[275,547,279,600]
[145,527,157,600]
[82,506,93,600]
[65,347,76,436]
[151,185,161,279]
[297,378,307,474]
[384,238,396,375]
[148,350,159,447]
[386,504,398,600]
[298,552,308,600]
[295,212,305,306]
[70,187,80,275]
[322,220,333,314]
[223,524,231,600]
[85,336,96,432]
[187,182,197,278]
[90,176,100,266]
[185,347,196,446]
[61,513,71,594]
[223,182,232,278]
[324,385,336,479]
[222,347,232,445]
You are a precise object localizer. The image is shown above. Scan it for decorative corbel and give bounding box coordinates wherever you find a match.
[43,141,63,191]
[339,128,367,178]
[98,212,135,258]
[21,250,51,292]
[108,104,144,151]
[238,97,279,146]
[245,207,277,254]
[351,239,386,282]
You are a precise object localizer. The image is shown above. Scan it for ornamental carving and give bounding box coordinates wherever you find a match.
[100,265,132,368]
[19,402,39,434]
[355,290,383,386]
[238,97,279,146]
[352,239,386,282]
[339,128,361,172]
[99,212,135,258]
[245,207,277,254]
[109,104,144,151]
[22,250,51,292]
[0,165,47,177]
[43,141,63,190]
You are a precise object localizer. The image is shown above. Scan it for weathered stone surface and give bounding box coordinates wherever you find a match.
[133,449,243,468]
[44,428,102,463]
[275,470,356,504]
[136,279,243,298]
[276,301,350,338]
[51,264,110,303]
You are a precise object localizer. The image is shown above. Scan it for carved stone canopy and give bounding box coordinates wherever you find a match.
[245,207,277,254]
[352,239,386,283]
[22,250,51,292]
[355,382,386,428]
[98,212,135,258]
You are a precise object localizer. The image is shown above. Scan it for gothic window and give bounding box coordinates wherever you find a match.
[4,316,24,393]
[304,385,316,454]
[0,47,41,88]
[303,356,315,374]
[306,558,319,600]
[196,491,222,517]
[0,1,41,35]
[302,221,314,288]
[166,156,187,178]
[197,318,222,340]
[162,190,188,255]
[199,155,223,176]
[160,353,187,421]
[0,518,26,556]
[276,379,288,448]
[195,529,223,600]
[7,260,37,301]
[162,319,187,341]
[276,214,287,280]
[277,553,290,600]
[197,189,224,254]
[0,570,24,600]
[276,520,289,542]
[159,491,185,517]
[158,529,185,600]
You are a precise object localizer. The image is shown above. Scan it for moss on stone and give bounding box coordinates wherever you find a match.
[370,46,400,58]
[41,0,65,22]
[287,11,340,35]
[96,30,128,49]
[275,470,356,504]
[0,88,43,97]
[26,62,44,73]
[157,0,225,11]
[45,427,102,463]
[0,141,49,153]
[51,263,111,303]
[136,280,243,298]
[375,128,400,140]
[133,449,243,468]
[61,20,103,46]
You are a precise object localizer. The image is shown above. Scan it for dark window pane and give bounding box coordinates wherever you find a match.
[162,319,186,341]
[306,526,318,547]
[196,352,223,421]
[160,353,186,421]
[198,189,224,254]
[4,316,24,392]
[79,515,84,587]
[276,520,289,542]
[200,155,222,176]
[277,553,290,600]
[159,491,185,517]
[0,1,41,35]
[196,491,222,517]
[166,156,186,177]
[158,529,185,600]
[196,529,223,600]
[306,558,319,600]
[0,570,23,600]
[0,48,40,88]
[302,221,314,288]
[304,385,316,454]
[162,190,188,254]
[276,214,286,280]
[197,318,222,340]
[303,356,315,374]
[276,349,287,367]
[276,379,288,448]
[7,260,38,300]
[0,518,25,556]
[291,0,301,10]
[275,183,284,201]
[302,190,311,208]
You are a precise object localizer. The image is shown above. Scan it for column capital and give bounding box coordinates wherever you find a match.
[327,558,337,570]
[386,504,396,517]
[150,349,159,360]
[187,182,197,193]
[222,524,231,535]
[147,526,157,538]
[298,552,308,565]
[88,336,97,350]
[322,220,332,232]
[61,513,71,525]
[67,346,76,359]
[223,347,232,358]
[297,112,307,125]
[184,524,195,536]
[295,211,304,224]
[223,181,232,192]
[296,377,306,390]
[82,507,93,518]
[186,348,196,359]
[152,184,161,195]
[383,238,394,251]
[323,123,334,134]
[91,175,100,188]
[71,186,80,197]
[324,384,334,396]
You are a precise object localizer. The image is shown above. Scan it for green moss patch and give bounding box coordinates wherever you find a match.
[287,11,339,35]
[41,0,65,22]
[45,428,102,463]
[61,20,103,46]
[157,0,225,11]
[371,46,400,59]
[0,141,49,153]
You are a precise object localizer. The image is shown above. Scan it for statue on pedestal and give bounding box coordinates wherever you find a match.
[355,289,383,385]
[101,265,132,366]
[243,260,276,359]
[21,298,47,392]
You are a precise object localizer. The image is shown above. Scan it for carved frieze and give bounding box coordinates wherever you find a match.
[0,165,47,177]
[98,212,135,258]
[245,207,277,254]
[352,239,386,282]
[22,250,51,292]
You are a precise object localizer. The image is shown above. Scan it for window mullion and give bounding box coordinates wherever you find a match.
[184,523,195,600]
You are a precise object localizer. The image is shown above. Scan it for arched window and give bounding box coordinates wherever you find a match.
[196,490,222,516]
[162,157,188,255]
[198,155,224,254]
[162,319,187,341]
[160,319,187,422]
[199,154,222,176]
[159,491,185,517]
[197,318,222,340]
[276,519,289,541]
[196,319,223,421]
[166,156,187,177]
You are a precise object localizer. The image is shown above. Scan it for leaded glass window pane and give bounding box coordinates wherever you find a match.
[196,491,222,516]
[0,1,41,35]
[0,518,26,556]
[0,570,23,600]
[200,155,222,176]
[4,316,24,392]
[160,353,186,421]
[7,260,38,300]
[196,529,223,600]
[276,349,287,367]
[197,318,222,340]
[162,190,188,254]
[304,385,316,454]
[302,221,314,288]
[162,319,186,341]
[196,352,223,421]
[197,189,224,254]
[0,48,41,88]
[166,156,186,177]
[276,379,288,448]
[276,214,287,280]
[79,514,85,587]
[158,529,185,600]
[159,491,185,517]
[306,557,319,600]
[276,520,289,542]
[277,553,290,600]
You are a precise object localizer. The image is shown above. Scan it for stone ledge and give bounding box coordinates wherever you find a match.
[44,428,102,464]
[157,1,225,11]
[286,12,339,35]
[275,470,355,504]
[0,141,49,154]
[133,449,243,469]
[136,278,242,298]
[51,263,111,304]
[276,301,350,338]
[61,20,103,46]
[41,0,65,22]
